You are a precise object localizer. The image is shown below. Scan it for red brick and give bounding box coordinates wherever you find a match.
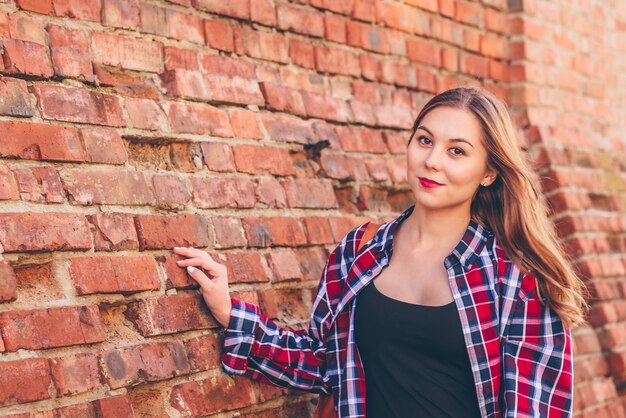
[407,38,442,67]
[357,185,390,211]
[260,113,314,145]
[159,254,196,289]
[164,46,198,70]
[35,403,97,417]
[159,69,209,100]
[265,250,302,282]
[92,31,163,73]
[0,121,85,162]
[14,166,65,203]
[231,144,295,176]
[102,0,140,29]
[374,103,413,129]
[318,0,354,15]
[375,1,413,33]
[88,213,138,251]
[33,84,125,126]
[0,305,105,351]
[337,125,387,153]
[359,54,382,80]
[324,14,347,43]
[199,54,256,78]
[259,81,306,115]
[60,168,152,206]
[80,128,128,164]
[289,39,315,68]
[16,0,53,14]
[129,389,167,418]
[250,0,276,25]
[194,0,250,19]
[0,77,33,117]
[405,0,438,11]
[485,8,508,34]
[0,165,19,201]
[199,142,235,172]
[302,91,353,122]
[242,217,307,247]
[256,177,288,209]
[125,294,218,337]
[53,0,100,21]
[480,33,508,59]
[124,98,166,130]
[218,251,270,284]
[365,157,390,181]
[460,53,488,79]
[314,46,361,77]
[2,38,52,78]
[235,27,289,64]
[152,174,191,209]
[50,353,100,396]
[135,214,209,249]
[0,358,51,406]
[101,341,191,388]
[95,395,134,418]
[140,3,204,44]
[258,288,309,322]
[163,101,233,137]
[455,0,484,28]
[212,217,247,249]
[93,65,160,100]
[69,255,159,295]
[0,260,17,302]
[204,19,234,52]
[183,333,220,371]
[0,213,91,252]
[204,73,265,106]
[352,0,375,21]
[277,4,324,37]
[302,217,334,245]
[190,177,256,209]
[229,108,263,140]
[347,21,389,53]
[47,24,93,81]
[282,179,337,209]
[169,375,255,416]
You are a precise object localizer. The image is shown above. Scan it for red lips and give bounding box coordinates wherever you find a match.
[418,177,443,188]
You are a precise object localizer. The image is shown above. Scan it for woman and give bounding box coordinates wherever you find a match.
[173,86,589,417]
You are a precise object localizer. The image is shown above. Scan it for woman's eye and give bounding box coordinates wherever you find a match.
[451,147,465,156]
[418,136,431,145]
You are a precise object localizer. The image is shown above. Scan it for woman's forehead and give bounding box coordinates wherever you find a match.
[418,106,483,145]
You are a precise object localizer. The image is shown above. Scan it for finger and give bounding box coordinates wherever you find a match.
[177,257,223,276]
[186,266,215,290]
[173,247,214,261]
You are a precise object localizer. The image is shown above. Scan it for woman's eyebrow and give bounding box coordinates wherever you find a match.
[416,125,475,148]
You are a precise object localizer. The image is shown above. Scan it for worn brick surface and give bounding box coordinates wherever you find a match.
[0,0,623,415]
[0,305,105,351]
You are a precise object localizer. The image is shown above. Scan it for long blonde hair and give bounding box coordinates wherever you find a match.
[408,86,590,329]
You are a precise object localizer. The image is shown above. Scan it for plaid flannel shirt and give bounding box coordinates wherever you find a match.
[221,205,573,417]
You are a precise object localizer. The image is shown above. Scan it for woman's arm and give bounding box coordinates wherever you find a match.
[501,274,573,417]
[220,228,353,394]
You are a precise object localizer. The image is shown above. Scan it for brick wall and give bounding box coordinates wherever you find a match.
[0,0,624,417]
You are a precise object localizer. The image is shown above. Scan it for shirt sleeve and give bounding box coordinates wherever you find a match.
[220,225,358,394]
[501,274,573,417]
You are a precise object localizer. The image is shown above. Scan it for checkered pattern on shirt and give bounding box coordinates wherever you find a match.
[221,205,573,418]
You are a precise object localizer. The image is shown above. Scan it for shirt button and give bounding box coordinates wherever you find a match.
[366,269,373,276]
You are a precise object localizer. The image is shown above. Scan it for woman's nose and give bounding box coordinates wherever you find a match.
[424,149,443,170]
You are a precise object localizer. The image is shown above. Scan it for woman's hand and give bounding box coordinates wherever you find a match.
[173,247,232,328]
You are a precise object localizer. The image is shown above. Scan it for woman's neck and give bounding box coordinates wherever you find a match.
[400,205,472,254]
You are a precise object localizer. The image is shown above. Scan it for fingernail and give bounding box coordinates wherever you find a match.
[176,260,182,264]
[187,266,195,273]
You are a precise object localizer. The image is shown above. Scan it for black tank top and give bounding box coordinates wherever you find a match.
[354,281,482,418]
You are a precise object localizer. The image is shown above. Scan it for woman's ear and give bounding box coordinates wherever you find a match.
[481,169,497,187]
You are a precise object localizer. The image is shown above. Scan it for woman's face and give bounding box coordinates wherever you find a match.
[406,105,497,213]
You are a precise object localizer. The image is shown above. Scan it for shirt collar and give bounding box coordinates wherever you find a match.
[374,205,494,271]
